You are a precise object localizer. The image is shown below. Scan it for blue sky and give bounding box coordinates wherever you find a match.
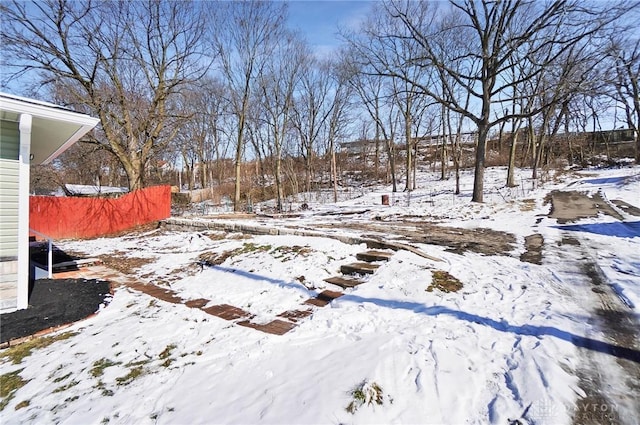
[287,1,373,57]
[1,1,374,95]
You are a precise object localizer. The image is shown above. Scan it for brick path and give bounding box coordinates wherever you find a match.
[53,248,395,335]
[55,265,343,335]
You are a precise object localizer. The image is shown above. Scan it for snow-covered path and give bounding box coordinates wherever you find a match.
[544,188,640,424]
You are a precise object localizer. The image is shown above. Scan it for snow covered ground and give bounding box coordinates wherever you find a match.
[2,165,639,424]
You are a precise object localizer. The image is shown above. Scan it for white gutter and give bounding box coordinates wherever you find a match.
[17,113,32,310]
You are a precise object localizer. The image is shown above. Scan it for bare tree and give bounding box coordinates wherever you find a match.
[608,26,640,162]
[348,0,633,202]
[344,4,435,192]
[212,1,286,211]
[326,63,354,203]
[259,33,307,212]
[446,106,469,195]
[292,57,335,197]
[345,58,401,192]
[1,0,211,191]
[177,78,229,190]
[525,41,607,178]
[31,142,118,193]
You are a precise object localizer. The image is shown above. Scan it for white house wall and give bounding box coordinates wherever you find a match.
[0,119,20,312]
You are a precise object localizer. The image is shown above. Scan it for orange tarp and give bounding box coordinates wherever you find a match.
[30,186,171,239]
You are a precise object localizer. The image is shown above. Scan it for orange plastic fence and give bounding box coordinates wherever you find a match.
[30,186,171,239]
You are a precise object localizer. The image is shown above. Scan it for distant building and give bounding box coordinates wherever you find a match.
[63,184,128,197]
[340,139,390,156]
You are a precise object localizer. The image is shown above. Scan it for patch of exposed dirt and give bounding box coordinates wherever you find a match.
[205,232,229,241]
[520,234,544,265]
[582,262,640,359]
[519,198,537,212]
[316,221,516,256]
[611,199,640,217]
[559,236,581,246]
[427,270,463,293]
[549,191,624,223]
[198,250,235,267]
[95,252,155,275]
[99,222,163,240]
[572,368,622,425]
[198,243,269,267]
[198,244,313,267]
[271,245,313,260]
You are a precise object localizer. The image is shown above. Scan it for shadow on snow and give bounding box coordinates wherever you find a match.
[338,294,640,364]
[207,265,640,363]
[555,221,640,238]
[211,265,310,294]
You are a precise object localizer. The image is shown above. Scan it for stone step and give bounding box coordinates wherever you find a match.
[50,258,103,272]
[324,276,364,289]
[341,262,379,275]
[317,289,343,301]
[356,250,393,263]
[304,289,343,307]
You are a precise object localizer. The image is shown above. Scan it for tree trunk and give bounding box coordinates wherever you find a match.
[472,123,489,203]
[386,139,397,193]
[413,142,418,190]
[404,108,412,192]
[330,140,338,203]
[507,114,523,187]
[234,155,242,211]
[275,154,283,212]
[532,133,545,180]
[233,117,245,212]
[441,104,448,180]
[533,111,552,180]
[374,121,380,180]
[524,117,535,168]
[507,130,520,187]
[305,148,312,196]
[124,147,147,191]
[635,106,640,163]
[446,109,462,195]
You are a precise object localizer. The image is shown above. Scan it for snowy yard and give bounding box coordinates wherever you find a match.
[1,166,639,424]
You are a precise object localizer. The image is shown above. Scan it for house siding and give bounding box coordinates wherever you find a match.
[0,119,19,312]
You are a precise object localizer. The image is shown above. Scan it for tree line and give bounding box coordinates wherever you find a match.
[2,0,638,208]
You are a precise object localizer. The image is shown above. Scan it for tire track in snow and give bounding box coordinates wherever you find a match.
[574,254,640,424]
[548,234,640,424]
[547,189,640,424]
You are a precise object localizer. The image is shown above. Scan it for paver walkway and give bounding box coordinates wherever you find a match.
[53,249,393,335]
[56,265,325,335]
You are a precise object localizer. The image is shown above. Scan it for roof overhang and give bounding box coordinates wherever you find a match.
[0,93,100,164]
